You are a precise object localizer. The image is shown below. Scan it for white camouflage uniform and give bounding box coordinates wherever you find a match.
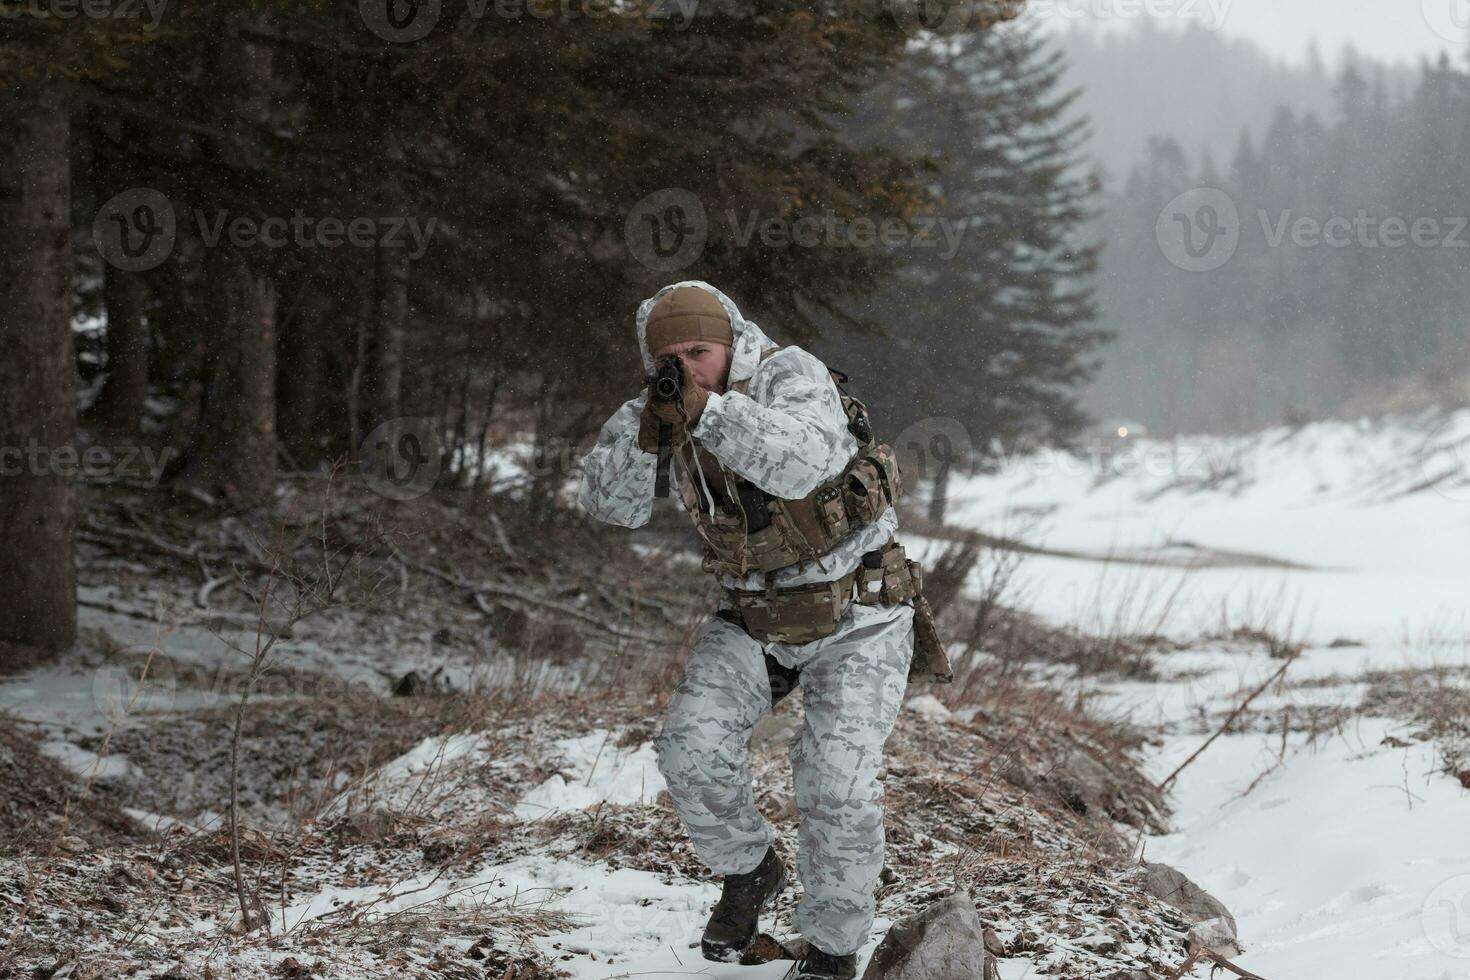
[577,280,914,957]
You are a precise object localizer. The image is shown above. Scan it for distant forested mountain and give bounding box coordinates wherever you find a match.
[1052,20,1416,185]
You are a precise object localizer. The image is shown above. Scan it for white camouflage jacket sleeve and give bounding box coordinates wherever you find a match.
[691,347,855,499]
[577,390,656,528]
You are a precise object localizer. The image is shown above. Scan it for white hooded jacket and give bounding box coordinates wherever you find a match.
[576,280,898,592]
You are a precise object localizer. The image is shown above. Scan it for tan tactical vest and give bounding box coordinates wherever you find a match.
[671,346,903,580]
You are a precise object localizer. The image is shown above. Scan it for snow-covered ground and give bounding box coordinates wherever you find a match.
[4,408,1467,978]
[940,408,1470,646]
[940,408,1470,979]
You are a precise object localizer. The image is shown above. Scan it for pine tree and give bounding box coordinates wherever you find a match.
[831,22,1105,517]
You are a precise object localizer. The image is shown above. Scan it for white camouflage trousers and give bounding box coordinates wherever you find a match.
[654,599,914,956]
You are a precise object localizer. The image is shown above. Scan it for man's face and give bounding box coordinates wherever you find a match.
[653,340,733,394]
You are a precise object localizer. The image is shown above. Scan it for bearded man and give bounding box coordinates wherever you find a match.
[579,280,943,980]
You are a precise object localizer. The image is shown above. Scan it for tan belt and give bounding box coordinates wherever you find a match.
[727,540,920,645]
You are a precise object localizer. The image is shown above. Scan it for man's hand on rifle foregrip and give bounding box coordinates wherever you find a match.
[637,357,710,453]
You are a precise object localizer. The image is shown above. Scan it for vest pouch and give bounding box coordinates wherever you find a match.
[700,510,805,576]
[842,457,888,526]
[908,591,954,684]
[732,571,857,645]
[856,541,920,606]
[813,484,851,541]
[869,442,904,505]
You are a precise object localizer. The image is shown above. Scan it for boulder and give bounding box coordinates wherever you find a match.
[1188,917,1243,959]
[1139,862,1237,936]
[860,890,996,980]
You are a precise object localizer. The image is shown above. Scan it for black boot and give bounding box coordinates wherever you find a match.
[700,846,786,962]
[788,945,858,979]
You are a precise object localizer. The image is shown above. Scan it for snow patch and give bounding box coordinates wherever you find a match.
[515,731,666,820]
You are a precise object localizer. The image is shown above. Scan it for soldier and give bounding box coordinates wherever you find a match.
[579,280,942,980]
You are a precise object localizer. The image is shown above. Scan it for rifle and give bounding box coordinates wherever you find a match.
[650,355,682,498]
[647,356,772,529]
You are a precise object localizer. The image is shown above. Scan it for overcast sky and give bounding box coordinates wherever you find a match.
[1026,0,1468,68]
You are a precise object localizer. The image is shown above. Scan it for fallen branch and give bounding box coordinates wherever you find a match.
[1158,652,1298,793]
[379,535,668,645]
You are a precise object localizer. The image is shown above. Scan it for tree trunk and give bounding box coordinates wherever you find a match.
[276,283,330,467]
[89,266,149,436]
[927,458,950,525]
[362,134,409,436]
[172,15,277,507]
[0,82,77,660]
[365,242,408,429]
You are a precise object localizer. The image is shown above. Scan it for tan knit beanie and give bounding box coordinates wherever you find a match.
[646,287,733,354]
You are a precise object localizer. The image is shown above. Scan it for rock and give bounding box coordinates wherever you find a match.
[392,667,455,697]
[752,713,800,751]
[740,933,797,965]
[779,935,809,960]
[860,890,994,980]
[761,790,799,822]
[904,694,952,719]
[1188,917,1243,959]
[337,808,398,843]
[1047,750,1166,832]
[1139,862,1238,937]
[1050,749,1116,816]
[392,670,431,697]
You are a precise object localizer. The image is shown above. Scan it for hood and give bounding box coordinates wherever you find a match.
[635,280,777,386]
